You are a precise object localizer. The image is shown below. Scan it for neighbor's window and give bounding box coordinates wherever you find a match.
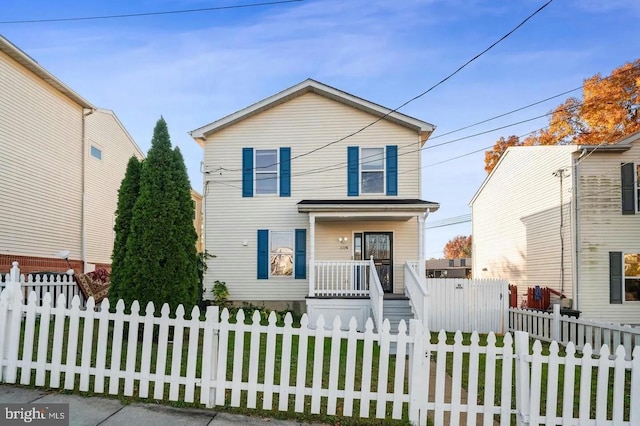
[625,253,640,301]
[91,145,102,160]
[360,147,384,193]
[636,164,640,212]
[270,231,293,276]
[255,149,278,195]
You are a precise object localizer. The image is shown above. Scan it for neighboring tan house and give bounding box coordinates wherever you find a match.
[191,189,204,253]
[190,79,439,329]
[0,35,144,275]
[471,132,640,324]
[426,258,471,278]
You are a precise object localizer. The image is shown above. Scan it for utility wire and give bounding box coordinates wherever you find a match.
[222,0,555,172]
[287,0,554,160]
[0,0,303,24]
[425,214,472,229]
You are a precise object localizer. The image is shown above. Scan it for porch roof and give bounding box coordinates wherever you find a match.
[297,199,439,219]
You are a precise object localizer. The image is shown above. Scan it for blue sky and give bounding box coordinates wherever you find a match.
[2,0,639,258]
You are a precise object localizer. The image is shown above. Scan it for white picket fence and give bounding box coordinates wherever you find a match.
[425,278,508,334]
[1,270,84,308]
[509,306,640,360]
[1,285,640,425]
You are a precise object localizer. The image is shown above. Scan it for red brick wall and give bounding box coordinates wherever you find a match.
[0,254,85,275]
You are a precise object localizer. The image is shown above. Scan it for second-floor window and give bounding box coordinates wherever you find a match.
[621,163,640,214]
[347,145,398,196]
[255,149,278,195]
[361,147,385,194]
[242,147,291,198]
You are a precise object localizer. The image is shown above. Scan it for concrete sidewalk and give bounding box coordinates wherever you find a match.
[0,385,319,426]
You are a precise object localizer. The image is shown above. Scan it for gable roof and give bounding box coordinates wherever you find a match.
[0,34,94,109]
[189,79,435,146]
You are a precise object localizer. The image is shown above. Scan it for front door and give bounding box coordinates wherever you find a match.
[363,232,393,293]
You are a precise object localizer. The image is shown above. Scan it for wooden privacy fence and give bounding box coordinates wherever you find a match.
[425,278,508,333]
[509,305,640,360]
[2,287,640,424]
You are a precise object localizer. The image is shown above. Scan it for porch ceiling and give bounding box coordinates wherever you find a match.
[297,198,439,221]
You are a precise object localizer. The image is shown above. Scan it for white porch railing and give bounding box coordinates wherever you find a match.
[368,257,384,333]
[407,260,419,275]
[404,261,428,328]
[310,260,371,297]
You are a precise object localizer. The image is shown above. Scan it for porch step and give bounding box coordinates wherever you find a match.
[382,298,414,334]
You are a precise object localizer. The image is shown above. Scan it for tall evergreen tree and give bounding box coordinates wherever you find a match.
[109,156,142,305]
[123,117,199,313]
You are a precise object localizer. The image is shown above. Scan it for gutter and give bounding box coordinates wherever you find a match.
[81,107,96,272]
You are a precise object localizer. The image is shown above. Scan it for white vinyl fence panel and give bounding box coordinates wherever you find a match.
[426,278,508,333]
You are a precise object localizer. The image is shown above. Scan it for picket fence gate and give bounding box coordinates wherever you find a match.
[1,285,640,425]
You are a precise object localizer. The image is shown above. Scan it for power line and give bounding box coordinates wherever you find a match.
[0,0,303,24]
[286,0,554,161]
[425,214,472,229]
[222,0,555,173]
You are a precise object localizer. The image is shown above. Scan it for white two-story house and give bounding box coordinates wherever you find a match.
[190,79,439,329]
[471,131,640,324]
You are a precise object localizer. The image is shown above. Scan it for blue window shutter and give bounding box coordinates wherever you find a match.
[386,145,398,196]
[294,229,306,279]
[621,163,635,214]
[280,147,291,197]
[257,230,269,279]
[347,146,359,196]
[242,148,254,197]
[609,252,623,304]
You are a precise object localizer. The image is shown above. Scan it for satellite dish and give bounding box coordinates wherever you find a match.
[56,250,70,259]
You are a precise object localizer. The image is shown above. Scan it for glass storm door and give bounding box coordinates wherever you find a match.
[364,232,393,293]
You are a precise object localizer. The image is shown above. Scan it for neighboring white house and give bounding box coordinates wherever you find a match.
[0,35,144,274]
[471,132,640,324]
[190,79,439,326]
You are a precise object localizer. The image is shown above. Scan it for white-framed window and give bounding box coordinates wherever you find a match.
[624,253,640,301]
[255,149,278,195]
[360,147,385,194]
[270,231,293,277]
[90,145,102,160]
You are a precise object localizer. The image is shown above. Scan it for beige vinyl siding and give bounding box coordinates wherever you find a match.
[576,140,640,323]
[203,92,422,301]
[314,220,418,294]
[84,110,144,265]
[0,50,83,260]
[472,146,576,299]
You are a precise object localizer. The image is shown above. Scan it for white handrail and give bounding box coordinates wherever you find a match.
[369,256,384,332]
[404,261,429,329]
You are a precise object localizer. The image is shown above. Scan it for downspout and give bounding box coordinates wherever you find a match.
[572,149,587,310]
[81,107,96,272]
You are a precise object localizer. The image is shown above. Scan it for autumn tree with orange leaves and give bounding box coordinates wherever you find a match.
[484,59,640,173]
[443,235,472,259]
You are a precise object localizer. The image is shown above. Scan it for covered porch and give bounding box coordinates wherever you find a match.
[297,199,438,330]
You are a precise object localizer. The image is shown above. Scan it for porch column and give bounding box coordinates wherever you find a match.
[418,212,427,281]
[308,214,316,296]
